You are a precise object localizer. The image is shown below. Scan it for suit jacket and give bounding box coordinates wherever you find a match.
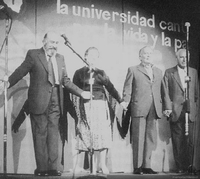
[163,66,199,122]
[122,64,164,118]
[9,48,83,115]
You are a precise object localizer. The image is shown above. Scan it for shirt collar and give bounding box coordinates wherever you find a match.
[177,65,187,73]
[141,62,154,69]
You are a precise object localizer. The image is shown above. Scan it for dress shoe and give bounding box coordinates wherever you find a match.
[133,168,143,174]
[101,166,109,174]
[176,169,185,173]
[187,165,196,174]
[196,170,200,175]
[48,170,62,176]
[142,168,158,174]
[34,170,48,176]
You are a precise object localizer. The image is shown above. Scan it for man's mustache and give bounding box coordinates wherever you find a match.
[48,47,57,50]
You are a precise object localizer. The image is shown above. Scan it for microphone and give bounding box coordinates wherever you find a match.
[185,22,190,41]
[185,22,191,28]
[0,5,11,19]
[61,34,71,46]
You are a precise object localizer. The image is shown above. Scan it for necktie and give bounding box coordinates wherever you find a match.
[48,57,55,85]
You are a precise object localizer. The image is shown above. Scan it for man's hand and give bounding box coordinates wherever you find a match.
[163,110,172,117]
[120,101,128,110]
[2,75,10,87]
[81,91,91,99]
[12,124,20,133]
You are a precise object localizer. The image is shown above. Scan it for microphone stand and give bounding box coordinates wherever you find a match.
[0,14,12,175]
[63,41,90,67]
[185,22,196,174]
[63,41,106,179]
[88,66,95,175]
[185,22,190,137]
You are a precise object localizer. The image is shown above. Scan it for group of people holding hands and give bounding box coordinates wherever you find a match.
[6,31,198,176]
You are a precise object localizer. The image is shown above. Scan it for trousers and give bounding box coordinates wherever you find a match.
[30,86,60,171]
[131,102,158,169]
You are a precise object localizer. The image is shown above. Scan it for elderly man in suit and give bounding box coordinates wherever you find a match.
[7,31,90,176]
[121,46,165,174]
[163,48,199,173]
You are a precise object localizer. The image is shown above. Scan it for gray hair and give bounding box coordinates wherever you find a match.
[84,47,99,58]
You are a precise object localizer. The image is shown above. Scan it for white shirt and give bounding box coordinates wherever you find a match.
[142,63,154,82]
[177,66,187,89]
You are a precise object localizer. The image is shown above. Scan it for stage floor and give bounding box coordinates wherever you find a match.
[0,172,199,179]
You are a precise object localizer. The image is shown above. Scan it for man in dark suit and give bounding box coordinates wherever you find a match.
[163,48,199,173]
[121,46,165,174]
[7,31,90,176]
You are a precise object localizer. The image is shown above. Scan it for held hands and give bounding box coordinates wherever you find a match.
[163,110,172,117]
[81,91,91,99]
[185,76,191,83]
[120,101,129,110]
[12,123,20,133]
[1,75,10,87]
[3,75,8,82]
